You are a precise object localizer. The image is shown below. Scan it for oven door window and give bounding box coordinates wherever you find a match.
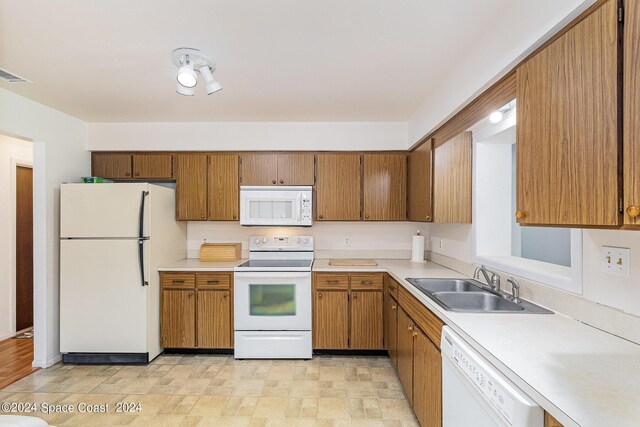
[249,284,296,316]
[249,200,294,220]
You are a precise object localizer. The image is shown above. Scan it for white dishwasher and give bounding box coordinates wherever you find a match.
[441,326,544,427]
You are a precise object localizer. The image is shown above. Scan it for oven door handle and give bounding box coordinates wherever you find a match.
[234,272,311,279]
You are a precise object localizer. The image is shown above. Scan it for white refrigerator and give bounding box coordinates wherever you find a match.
[60,183,186,364]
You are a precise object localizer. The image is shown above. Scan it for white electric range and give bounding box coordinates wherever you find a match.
[233,235,313,359]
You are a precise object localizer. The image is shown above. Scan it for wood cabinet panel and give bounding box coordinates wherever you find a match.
[313,290,349,349]
[196,272,231,289]
[396,307,414,404]
[350,291,383,350]
[132,154,172,179]
[413,327,442,427]
[161,289,195,348]
[315,154,361,220]
[161,272,196,289]
[175,154,208,221]
[277,153,314,185]
[384,292,399,369]
[516,0,620,227]
[241,154,278,185]
[208,154,239,221]
[197,290,232,348]
[386,275,399,300]
[314,273,350,291]
[363,154,407,221]
[624,0,640,227]
[544,412,564,427]
[92,153,132,179]
[408,139,434,222]
[398,286,443,349]
[433,132,472,223]
[350,273,384,291]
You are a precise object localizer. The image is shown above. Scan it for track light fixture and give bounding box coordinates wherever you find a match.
[172,48,222,96]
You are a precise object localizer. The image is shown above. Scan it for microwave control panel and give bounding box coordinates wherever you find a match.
[301,198,312,222]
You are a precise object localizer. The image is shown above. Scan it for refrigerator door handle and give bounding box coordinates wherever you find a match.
[138,191,150,286]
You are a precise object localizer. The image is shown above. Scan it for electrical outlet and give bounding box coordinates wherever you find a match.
[601,246,630,276]
[344,236,351,247]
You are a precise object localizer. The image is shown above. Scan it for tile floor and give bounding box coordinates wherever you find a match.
[0,354,419,426]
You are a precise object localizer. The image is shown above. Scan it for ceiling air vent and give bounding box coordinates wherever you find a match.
[0,68,32,83]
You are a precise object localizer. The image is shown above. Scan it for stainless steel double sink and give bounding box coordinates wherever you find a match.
[405,278,552,314]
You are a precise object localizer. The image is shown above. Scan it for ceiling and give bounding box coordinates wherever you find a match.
[0,0,509,122]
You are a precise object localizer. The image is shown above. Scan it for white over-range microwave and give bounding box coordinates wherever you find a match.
[239,186,313,226]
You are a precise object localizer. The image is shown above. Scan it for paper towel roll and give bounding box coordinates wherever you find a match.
[411,234,426,263]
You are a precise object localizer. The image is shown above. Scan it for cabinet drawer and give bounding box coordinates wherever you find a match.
[350,273,384,290]
[386,275,400,299]
[161,272,196,288]
[314,273,349,290]
[196,273,231,289]
[398,285,443,348]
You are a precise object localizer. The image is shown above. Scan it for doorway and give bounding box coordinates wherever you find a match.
[15,165,33,333]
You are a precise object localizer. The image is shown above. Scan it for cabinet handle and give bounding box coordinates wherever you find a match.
[391,305,397,310]
[125,172,131,177]
[319,214,324,219]
[361,280,374,285]
[134,172,140,177]
[280,179,284,184]
[272,179,277,184]
[426,215,431,221]
[318,293,323,299]
[353,293,358,299]
[515,211,526,219]
[207,280,220,284]
[408,325,413,333]
[172,280,185,284]
[389,285,395,291]
[365,214,370,219]
[233,214,237,220]
[223,292,228,298]
[187,292,193,298]
[326,280,340,284]
[201,214,206,219]
[626,205,640,218]
[412,331,418,337]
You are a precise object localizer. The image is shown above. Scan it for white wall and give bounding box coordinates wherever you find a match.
[407,0,596,146]
[0,134,33,340]
[0,88,89,367]
[88,122,407,152]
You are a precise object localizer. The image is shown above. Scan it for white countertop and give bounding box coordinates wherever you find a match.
[159,258,640,426]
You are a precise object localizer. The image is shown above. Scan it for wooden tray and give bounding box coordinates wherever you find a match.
[200,243,242,262]
[329,259,378,266]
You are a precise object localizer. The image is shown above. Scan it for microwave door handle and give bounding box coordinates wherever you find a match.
[297,193,302,222]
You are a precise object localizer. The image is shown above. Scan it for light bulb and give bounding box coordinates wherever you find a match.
[489,111,503,123]
[177,64,197,88]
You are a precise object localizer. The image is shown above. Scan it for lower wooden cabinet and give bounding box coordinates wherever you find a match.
[312,272,384,350]
[384,289,399,369]
[397,307,415,403]
[545,412,564,427]
[413,325,442,427]
[160,272,233,349]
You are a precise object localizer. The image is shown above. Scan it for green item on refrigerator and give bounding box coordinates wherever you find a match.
[81,177,115,183]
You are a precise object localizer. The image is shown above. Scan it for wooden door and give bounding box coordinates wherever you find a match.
[624,0,640,226]
[175,154,208,221]
[197,290,231,348]
[91,153,132,179]
[433,132,472,223]
[208,154,239,220]
[413,328,442,427]
[408,139,433,222]
[241,154,278,185]
[384,293,398,368]
[161,289,196,348]
[396,307,414,403]
[516,0,620,226]
[16,166,33,332]
[363,153,407,221]
[132,154,172,179]
[315,154,361,220]
[350,291,383,350]
[277,154,314,185]
[313,290,349,349]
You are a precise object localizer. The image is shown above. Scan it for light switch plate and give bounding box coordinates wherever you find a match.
[601,246,630,276]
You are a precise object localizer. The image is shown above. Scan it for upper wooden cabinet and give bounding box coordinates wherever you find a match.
[433,132,472,223]
[241,153,314,186]
[624,0,640,227]
[92,153,132,179]
[516,0,620,227]
[408,139,434,222]
[132,154,173,179]
[316,154,361,221]
[175,154,208,221]
[208,154,239,221]
[363,153,407,221]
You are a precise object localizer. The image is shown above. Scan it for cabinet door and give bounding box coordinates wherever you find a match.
[277,153,314,185]
[544,413,565,427]
[433,132,472,223]
[197,290,232,348]
[408,139,433,222]
[413,328,442,427]
[161,289,195,348]
[313,290,349,349]
[241,154,278,186]
[92,153,132,179]
[350,291,383,350]
[316,154,361,221]
[208,154,239,221]
[384,293,399,369]
[624,0,640,227]
[363,153,407,221]
[132,154,172,179]
[175,154,208,221]
[516,0,619,227]
[396,307,414,403]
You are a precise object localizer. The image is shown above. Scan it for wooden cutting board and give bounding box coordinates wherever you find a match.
[329,259,378,266]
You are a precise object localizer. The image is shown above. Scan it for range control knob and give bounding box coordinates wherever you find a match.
[254,238,261,244]
[262,237,268,244]
[296,237,301,244]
